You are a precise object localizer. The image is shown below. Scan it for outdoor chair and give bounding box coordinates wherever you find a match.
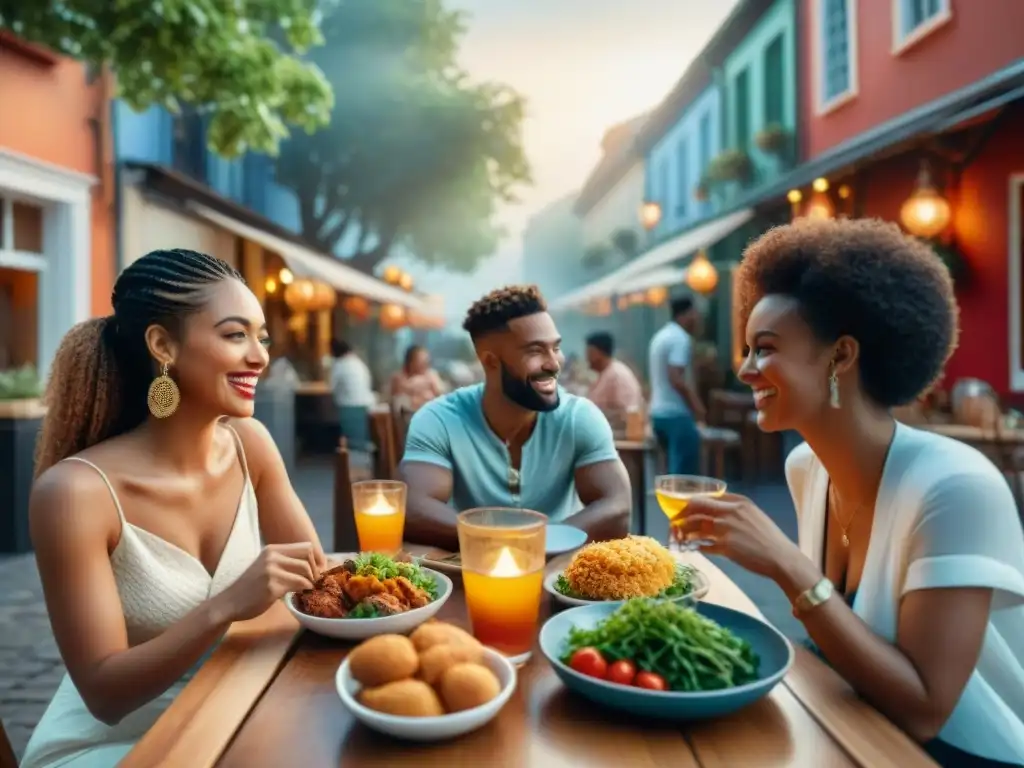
[0,718,16,768]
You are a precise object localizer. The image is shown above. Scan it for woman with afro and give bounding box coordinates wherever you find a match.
[678,218,1023,766]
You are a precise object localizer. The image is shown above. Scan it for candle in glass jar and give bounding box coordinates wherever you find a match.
[352,481,406,554]
[463,545,544,659]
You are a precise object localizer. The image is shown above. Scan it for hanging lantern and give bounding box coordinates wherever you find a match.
[284,278,335,313]
[639,201,662,231]
[399,272,414,291]
[805,190,835,220]
[686,250,719,295]
[646,286,668,306]
[379,303,406,330]
[900,161,951,238]
[278,268,294,285]
[264,276,278,295]
[383,265,402,285]
[343,295,371,322]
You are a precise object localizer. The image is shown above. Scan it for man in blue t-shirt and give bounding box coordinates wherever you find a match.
[399,284,631,551]
[647,296,706,475]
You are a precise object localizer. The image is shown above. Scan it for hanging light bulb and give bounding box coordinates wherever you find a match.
[900,161,951,238]
[686,250,719,295]
[639,201,662,231]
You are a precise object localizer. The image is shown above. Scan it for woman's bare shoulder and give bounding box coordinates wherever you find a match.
[31,456,120,546]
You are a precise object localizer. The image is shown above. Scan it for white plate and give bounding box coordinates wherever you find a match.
[543,565,710,608]
[336,647,517,741]
[284,566,453,640]
[415,525,588,576]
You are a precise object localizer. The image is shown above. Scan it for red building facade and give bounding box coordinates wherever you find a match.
[797,0,1024,396]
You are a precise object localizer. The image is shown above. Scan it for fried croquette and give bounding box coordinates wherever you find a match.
[417,642,484,685]
[563,535,676,600]
[359,679,445,717]
[438,663,502,713]
[295,590,344,618]
[410,621,482,653]
[348,635,419,687]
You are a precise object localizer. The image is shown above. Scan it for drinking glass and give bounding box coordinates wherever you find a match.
[654,474,727,552]
[457,507,547,666]
[352,480,407,555]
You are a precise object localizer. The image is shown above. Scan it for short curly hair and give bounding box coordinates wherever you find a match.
[463,284,548,340]
[735,218,958,408]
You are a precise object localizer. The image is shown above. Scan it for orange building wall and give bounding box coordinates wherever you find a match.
[799,0,1024,159]
[851,107,1024,397]
[0,35,115,316]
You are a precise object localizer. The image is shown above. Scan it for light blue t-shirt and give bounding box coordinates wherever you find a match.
[647,321,694,417]
[400,384,620,521]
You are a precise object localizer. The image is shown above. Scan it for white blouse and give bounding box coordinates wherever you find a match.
[785,423,1024,765]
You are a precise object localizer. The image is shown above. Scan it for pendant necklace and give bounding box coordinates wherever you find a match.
[827,483,867,548]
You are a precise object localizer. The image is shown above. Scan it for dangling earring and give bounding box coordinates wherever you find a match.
[828,363,841,409]
[148,361,180,418]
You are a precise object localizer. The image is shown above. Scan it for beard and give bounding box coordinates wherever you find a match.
[500,361,560,412]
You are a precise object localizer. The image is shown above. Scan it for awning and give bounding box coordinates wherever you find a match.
[754,59,1024,203]
[548,207,754,311]
[189,204,425,310]
[616,266,688,295]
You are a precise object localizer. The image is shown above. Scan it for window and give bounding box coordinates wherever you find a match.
[893,0,951,53]
[659,159,670,220]
[0,196,43,255]
[698,113,712,173]
[815,0,858,114]
[1010,175,1024,391]
[763,35,785,126]
[675,138,688,218]
[733,69,750,150]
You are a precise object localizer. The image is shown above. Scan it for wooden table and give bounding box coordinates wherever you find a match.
[614,437,657,537]
[122,549,937,768]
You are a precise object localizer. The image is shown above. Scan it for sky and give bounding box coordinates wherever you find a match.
[395,0,741,321]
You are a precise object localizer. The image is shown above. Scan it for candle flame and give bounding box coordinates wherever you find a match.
[362,492,395,516]
[489,546,523,577]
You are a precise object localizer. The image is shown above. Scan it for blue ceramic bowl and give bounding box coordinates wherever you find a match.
[539,601,793,720]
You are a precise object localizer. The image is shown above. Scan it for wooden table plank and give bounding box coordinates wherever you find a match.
[120,602,300,768]
[684,553,936,768]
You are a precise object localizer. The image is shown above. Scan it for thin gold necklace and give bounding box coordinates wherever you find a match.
[827,483,869,548]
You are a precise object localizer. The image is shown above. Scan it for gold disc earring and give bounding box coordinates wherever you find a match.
[148,361,180,418]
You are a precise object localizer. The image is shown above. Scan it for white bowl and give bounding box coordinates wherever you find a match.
[284,567,453,640]
[543,565,710,608]
[336,647,517,741]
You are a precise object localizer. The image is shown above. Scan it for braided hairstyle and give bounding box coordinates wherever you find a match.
[462,285,547,341]
[35,248,244,476]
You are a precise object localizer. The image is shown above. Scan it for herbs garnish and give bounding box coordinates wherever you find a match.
[561,599,760,692]
[350,552,440,600]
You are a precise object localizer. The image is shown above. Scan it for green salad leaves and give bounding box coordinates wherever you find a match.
[554,563,699,601]
[561,599,760,692]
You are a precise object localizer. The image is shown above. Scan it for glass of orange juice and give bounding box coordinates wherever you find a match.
[352,480,406,555]
[457,507,547,666]
[654,475,727,552]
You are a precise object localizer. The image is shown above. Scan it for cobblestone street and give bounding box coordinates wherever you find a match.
[0,456,801,759]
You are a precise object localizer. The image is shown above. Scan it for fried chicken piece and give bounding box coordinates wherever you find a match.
[296,590,346,619]
[365,593,406,616]
[387,576,431,609]
[343,574,387,603]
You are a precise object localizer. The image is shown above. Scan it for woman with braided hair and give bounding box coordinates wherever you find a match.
[21,249,326,768]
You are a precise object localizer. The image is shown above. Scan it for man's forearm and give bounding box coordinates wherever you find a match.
[565,496,630,543]
[405,495,460,551]
[673,380,705,420]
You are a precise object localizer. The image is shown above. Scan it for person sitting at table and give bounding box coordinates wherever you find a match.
[328,338,376,451]
[399,284,632,551]
[584,331,644,415]
[389,344,445,412]
[20,249,327,768]
[677,219,1024,767]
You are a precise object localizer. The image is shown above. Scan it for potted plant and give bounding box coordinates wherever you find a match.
[694,176,710,202]
[0,365,44,553]
[707,149,753,184]
[754,123,789,155]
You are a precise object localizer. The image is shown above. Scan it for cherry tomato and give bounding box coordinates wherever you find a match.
[606,659,637,686]
[634,671,668,691]
[569,647,608,679]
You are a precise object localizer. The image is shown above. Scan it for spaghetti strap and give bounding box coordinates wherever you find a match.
[62,456,128,523]
[219,420,252,484]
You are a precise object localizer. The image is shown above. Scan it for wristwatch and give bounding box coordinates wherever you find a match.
[792,577,834,618]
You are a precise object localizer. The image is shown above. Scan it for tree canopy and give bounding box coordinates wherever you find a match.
[0,0,333,157]
[274,0,531,275]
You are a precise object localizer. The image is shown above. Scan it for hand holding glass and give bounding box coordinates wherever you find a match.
[655,474,727,552]
[352,480,406,555]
